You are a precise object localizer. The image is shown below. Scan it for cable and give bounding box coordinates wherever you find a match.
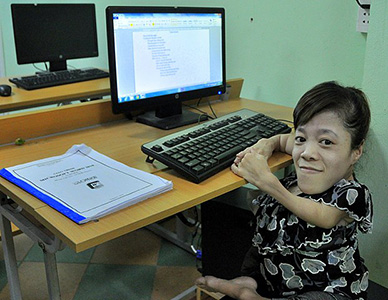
[177,212,197,227]
[197,113,208,124]
[182,103,216,120]
[184,96,219,120]
[178,206,203,271]
[190,216,203,273]
[177,206,199,227]
[207,98,218,119]
[356,0,370,9]
[32,63,46,72]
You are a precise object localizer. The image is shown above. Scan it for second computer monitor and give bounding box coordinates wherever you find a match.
[11,4,99,72]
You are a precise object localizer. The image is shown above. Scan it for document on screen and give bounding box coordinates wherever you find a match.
[0,144,173,224]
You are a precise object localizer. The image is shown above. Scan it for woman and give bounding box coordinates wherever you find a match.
[196,81,372,300]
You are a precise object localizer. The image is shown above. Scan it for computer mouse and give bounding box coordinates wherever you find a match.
[0,84,12,97]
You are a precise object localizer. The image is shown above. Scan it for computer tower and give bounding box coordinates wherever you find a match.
[201,187,256,279]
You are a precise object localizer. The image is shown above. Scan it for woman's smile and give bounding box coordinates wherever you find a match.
[298,165,322,173]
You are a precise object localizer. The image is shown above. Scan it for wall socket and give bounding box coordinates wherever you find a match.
[356,0,371,33]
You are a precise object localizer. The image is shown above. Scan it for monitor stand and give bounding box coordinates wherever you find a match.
[49,60,67,72]
[136,103,208,130]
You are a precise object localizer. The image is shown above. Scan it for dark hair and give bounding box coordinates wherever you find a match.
[293,81,371,150]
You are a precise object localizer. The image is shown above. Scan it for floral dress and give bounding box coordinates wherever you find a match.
[243,172,373,299]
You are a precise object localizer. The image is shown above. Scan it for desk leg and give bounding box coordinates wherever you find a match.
[43,250,61,300]
[0,198,63,300]
[0,214,22,300]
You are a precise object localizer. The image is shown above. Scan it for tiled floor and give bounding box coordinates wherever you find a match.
[0,218,202,300]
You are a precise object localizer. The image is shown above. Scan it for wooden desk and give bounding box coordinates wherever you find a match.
[0,86,293,299]
[0,76,110,113]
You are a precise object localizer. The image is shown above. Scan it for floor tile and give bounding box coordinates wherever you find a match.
[0,262,87,300]
[151,266,201,300]
[91,229,161,265]
[157,239,198,267]
[73,264,156,300]
[0,222,204,299]
[0,233,34,262]
[24,243,95,264]
[0,233,35,293]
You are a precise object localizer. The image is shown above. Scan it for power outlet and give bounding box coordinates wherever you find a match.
[356,5,370,33]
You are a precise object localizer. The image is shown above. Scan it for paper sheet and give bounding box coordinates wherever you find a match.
[0,144,173,224]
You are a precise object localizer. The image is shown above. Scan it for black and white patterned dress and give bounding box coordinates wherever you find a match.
[244,172,373,299]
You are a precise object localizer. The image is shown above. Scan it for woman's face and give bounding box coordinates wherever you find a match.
[292,111,362,195]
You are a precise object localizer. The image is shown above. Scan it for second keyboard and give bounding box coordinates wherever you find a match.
[9,68,109,90]
[142,109,292,183]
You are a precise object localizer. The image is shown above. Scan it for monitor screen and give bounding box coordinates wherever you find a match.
[11,4,98,72]
[106,6,226,130]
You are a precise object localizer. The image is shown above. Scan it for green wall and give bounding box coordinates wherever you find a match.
[1,0,387,288]
[1,0,366,107]
[357,0,388,288]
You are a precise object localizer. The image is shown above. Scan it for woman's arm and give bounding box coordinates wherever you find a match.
[232,152,349,229]
[263,173,349,229]
[234,133,294,165]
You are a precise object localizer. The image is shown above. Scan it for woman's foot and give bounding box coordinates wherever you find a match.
[196,275,226,293]
[196,276,267,300]
[230,276,258,291]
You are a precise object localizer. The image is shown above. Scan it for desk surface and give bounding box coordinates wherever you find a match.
[0,76,110,112]
[0,97,293,253]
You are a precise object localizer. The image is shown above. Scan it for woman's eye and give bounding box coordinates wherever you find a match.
[295,136,305,143]
[320,139,333,146]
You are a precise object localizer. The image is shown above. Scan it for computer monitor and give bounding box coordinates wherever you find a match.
[11,4,99,72]
[106,6,226,130]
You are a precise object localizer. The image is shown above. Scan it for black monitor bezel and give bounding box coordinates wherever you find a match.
[106,6,226,116]
[11,3,99,71]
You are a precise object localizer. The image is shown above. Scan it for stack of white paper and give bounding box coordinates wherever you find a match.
[0,144,173,224]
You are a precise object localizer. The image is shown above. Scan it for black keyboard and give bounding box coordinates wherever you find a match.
[9,68,109,90]
[141,109,292,183]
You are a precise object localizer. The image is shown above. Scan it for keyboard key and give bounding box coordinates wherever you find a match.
[215,145,244,162]
[185,159,200,168]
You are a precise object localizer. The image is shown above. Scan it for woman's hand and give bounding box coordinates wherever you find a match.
[232,150,277,193]
[232,133,293,193]
[234,138,276,166]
